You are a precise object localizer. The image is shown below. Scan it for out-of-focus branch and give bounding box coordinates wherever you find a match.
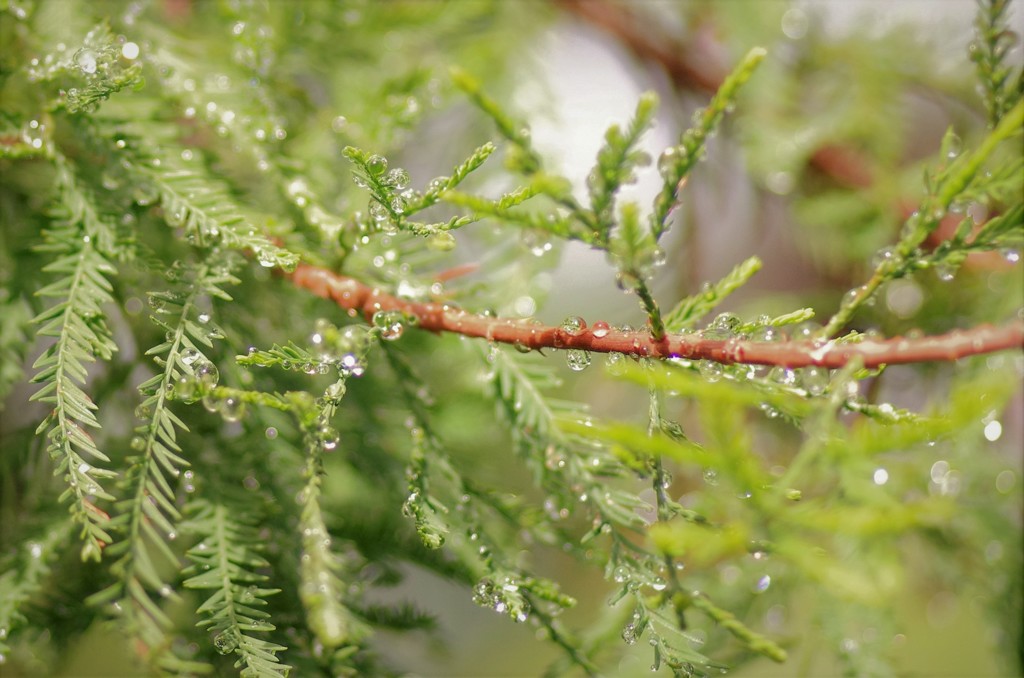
[289,263,1024,368]
[555,0,876,188]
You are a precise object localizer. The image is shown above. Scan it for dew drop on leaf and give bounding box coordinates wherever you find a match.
[202,394,219,413]
[221,396,245,422]
[319,426,339,452]
[368,199,389,222]
[256,248,276,268]
[384,167,410,189]
[239,585,257,603]
[325,380,347,400]
[338,352,365,377]
[621,620,639,645]
[749,324,779,343]
[606,351,626,375]
[427,231,456,251]
[175,375,199,403]
[707,312,740,338]
[74,48,98,74]
[195,361,220,389]
[366,154,387,176]
[213,631,237,655]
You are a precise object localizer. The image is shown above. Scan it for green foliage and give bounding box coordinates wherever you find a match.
[972,0,1024,127]
[0,2,1021,677]
[182,500,289,677]
[29,204,119,562]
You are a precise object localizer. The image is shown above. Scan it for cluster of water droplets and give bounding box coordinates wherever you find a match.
[560,316,592,372]
[227,19,276,76]
[304,318,371,377]
[471,576,531,623]
[28,25,140,83]
[620,609,647,646]
[27,26,144,114]
[170,348,253,423]
[173,349,220,404]
[657,144,690,182]
[697,315,834,396]
[355,154,424,236]
[18,117,45,151]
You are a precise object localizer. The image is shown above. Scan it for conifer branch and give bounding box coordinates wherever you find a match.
[972,0,1024,127]
[0,521,72,659]
[288,263,1024,368]
[182,500,291,678]
[29,209,119,562]
[92,259,238,670]
[2,2,1020,675]
[296,429,363,655]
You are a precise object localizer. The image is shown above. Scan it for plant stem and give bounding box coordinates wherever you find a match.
[289,263,1024,368]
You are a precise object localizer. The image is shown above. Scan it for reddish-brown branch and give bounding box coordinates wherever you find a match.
[289,263,1024,369]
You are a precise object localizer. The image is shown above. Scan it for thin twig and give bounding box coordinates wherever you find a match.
[289,263,1024,368]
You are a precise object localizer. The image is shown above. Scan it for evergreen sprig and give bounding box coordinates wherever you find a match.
[0,295,32,406]
[651,47,766,238]
[823,102,1023,336]
[29,211,118,562]
[587,91,658,237]
[90,258,239,670]
[1,2,1021,676]
[128,142,298,270]
[294,403,366,657]
[182,500,291,678]
[0,520,72,659]
[971,0,1024,127]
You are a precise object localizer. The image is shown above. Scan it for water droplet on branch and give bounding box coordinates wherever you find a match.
[372,310,405,341]
[566,349,591,372]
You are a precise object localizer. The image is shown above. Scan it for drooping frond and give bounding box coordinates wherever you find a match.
[90,257,238,671]
[123,139,298,270]
[182,500,291,678]
[0,295,32,408]
[0,520,72,658]
[29,208,119,562]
